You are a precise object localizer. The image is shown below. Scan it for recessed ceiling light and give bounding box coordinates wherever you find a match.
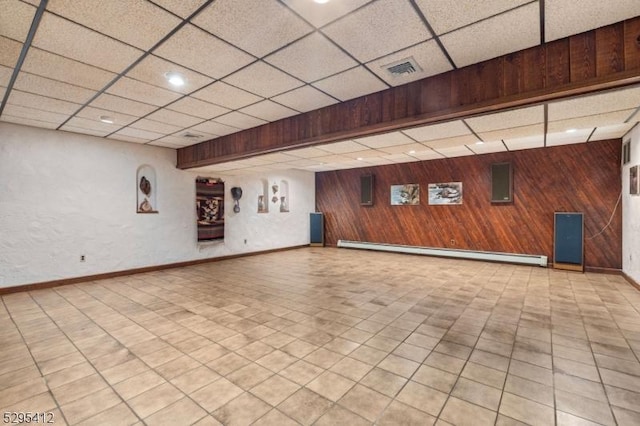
[476,141,484,145]
[566,128,577,133]
[314,0,330,4]
[99,115,114,124]
[408,150,416,154]
[357,157,364,161]
[164,71,186,87]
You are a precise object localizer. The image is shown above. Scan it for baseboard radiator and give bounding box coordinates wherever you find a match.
[337,240,548,267]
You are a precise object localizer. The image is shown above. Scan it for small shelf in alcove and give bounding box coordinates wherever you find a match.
[137,211,159,214]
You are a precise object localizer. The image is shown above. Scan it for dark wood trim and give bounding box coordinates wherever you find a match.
[622,272,640,292]
[0,245,308,295]
[585,266,623,274]
[178,17,640,169]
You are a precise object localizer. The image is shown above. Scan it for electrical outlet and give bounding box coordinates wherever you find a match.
[450,239,455,245]
[80,255,85,262]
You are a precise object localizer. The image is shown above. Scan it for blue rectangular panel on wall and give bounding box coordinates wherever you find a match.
[554,212,584,267]
[310,212,324,246]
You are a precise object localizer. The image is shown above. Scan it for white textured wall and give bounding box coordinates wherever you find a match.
[0,123,315,288]
[622,124,640,283]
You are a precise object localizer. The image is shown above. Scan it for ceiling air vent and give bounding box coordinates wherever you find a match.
[383,56,422,77]
[181,132,204,139]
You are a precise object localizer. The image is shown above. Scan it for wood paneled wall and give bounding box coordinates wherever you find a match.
[315,140,622,270]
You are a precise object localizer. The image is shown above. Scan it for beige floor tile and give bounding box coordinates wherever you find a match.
[171,365,221,394]
[0,377,48,408]
[440,396,497,426]
[250,374,300,406]
[256,349,297,372]
[612,405,640,426]
[554,372,607,401]
[315,404,370,426]
[377,400,436,426]
[424,352,466,375]
[155,355,201,379]
[51,373,109,405]
[360,367,407,397]
[556,410,603,426]
[499,392,555,426]
[330,356,372,381]
[227,362,273,390]
[434,341,472,360]
[101,358,149,385]
[377,353,420,378]
[306,370,355,401]
[281,339,318,358]
[338,384,391,422]
[75,402,139,426]
[392,342,431,363]
[461,361,506,389]
[252,409,299,426]
[504,374,554,407]
[396,381,448,416]
[323,337,360,355]
[341,328,374,344]
[304,348,344,369]
[60,387,122,424]
[554,357,601,382]
[452,377,502,410]
[279,359,324,386]
[600,368,640,392]
[191,378,243,412]
[277,388,332,425]
[508,359,553,386]
[469,349,510,372]
[555,389,615,425]
[554,344,596,365]
[604,384,640,413]
[207,352,250,376]
[412,364,457,393]
[127,382,184,419]
[213,392,271,426]
[260,331,296,349]
[114,370,166,401]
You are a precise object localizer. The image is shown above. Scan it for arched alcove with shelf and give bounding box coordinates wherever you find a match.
[279,179,290,212]
[258,179,269,213]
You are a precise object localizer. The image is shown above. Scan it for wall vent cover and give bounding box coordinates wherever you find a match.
[383,56,422,77]
[182,132,204,139]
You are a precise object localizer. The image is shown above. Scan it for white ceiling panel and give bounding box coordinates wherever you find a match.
[45,0,180,50]
[312,66,387,102]
[167,97,230,120]
[61,116,122,134]
[214,111,267,129]
[381,153,421,163]
[0,36,24,68]
[145,108,203,128]
[189,120,239,137]
[193,0,312,58]
[60,125,110,138]
[89,93,157,117]
[271,85,338,113]
[150,135,202,148]
[547,110,635,133]
[154,24,255,79]
[7,90,81,115]
[223,61,304,98]
[317,140,367,154]
[13,72,96,104]
[590,123,635,141]
[402,120,471,142]
[113,126,165,141]
[411,150,445,161]
[503,134,544,151]
[1,0,36,42]
[366,39,453,87]
[465,105,544,132]
[468,141,507,155]
[545,0,640,42]
[416,0,532,35]
[376,143,434,155]
[110,133,149,144]
[129,118,183,135]
[256,152,300,163]
[440,2,540,68]
[322,0,431,63]
[106,77,182,107]
[344,149,385,160]
[477,123,545,142]
[284,158,322,168]
[33,12,143,73]
[546,129,594,147]
[423,134,479,149]
[284,146,333,159]
[1,115,58,129]
[362,157,396,166]
[150,0,208,18]
[76,106,139,127]
[355,131,415,148]
[265,32,357,83]
[192,81,263,110]
[435,146,475,158]
[239,100,298,122]
[281,0,373,28]
[0,65,11,86]
[548,87,640,121]
[21,48,117,91]
[126,54,214,95]
[3,104,68,125]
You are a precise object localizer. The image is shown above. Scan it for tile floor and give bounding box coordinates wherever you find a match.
[2,247,640,425]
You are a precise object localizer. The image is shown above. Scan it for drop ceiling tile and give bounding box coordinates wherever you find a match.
[223,61,304,98]
[435,146,475,158]
[45,0,180,50]
[256,152,300,163]
[411,150,445,161]
[0,65,11,86]
[402,120,471,142]
[590,123,635,141]
[312,66,387,102]
[33,12,143,73]
[13,72,96,104]
[362,157,395,166]
[193,0,312,58]
[174,129,217,142]
[1,0,36,42]
[21,47,117,91]
[469,141,507,155]
[322,0,431,63]
[344,149,386,160]
[125,54,215,95]
[60,125,110,138]
[3,104,69,125]
[271,85,338,112]
[440,2,539,68]
[109,134,149,144]
[145,108,203,128]
[167,97,230,120]
[113,126,165,141]
[214,111,267,129]
[1,115,58,129]
[265,32,357,82]
[548,87,640,121]
[0,36,23,68]
[545,0,640,42]
[381,153,420,163]
[367,39,453,87]
[148,139,184,149]
[189,120,239,137]
[466,105,543,132]
[63,116,122,134]
[282,0,372,28]
[478,123,545,142]
[285,158,322,167]
[76,106,139,127]
[285,147,332,158]
[547,110,635,133]
[377,143,432,155]
[129,118,183,135]
[107,77,182,107]
[154,24,255,79]
[89,93,157,117]
[150,0,208,18]
[317,140,367,154]
[315,154,358,164]
[423,134,480,149]
[192,81,263,110]
[7,90,81,115]
[354,131,415,148]
[239,100,298,122]
[415,0,531,35]
[503,134,544,151]
[546,129,594,147]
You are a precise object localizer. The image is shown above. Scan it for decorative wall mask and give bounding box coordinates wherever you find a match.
[231,187,243,213]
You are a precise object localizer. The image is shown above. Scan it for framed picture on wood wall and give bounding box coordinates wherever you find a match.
[631,165,639,195]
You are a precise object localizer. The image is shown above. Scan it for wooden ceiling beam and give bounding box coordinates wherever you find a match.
[177,17,640,169]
